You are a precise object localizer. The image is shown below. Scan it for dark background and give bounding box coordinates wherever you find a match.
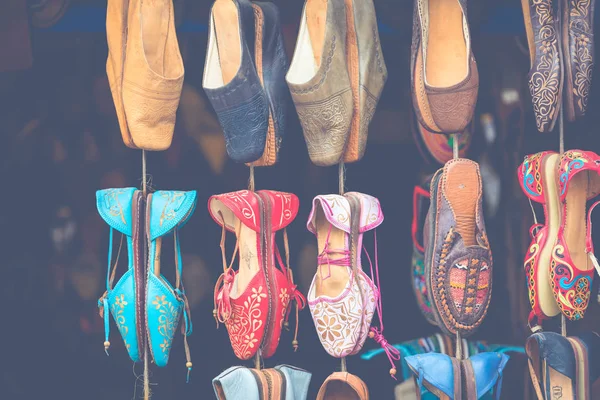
[1,0,600,399]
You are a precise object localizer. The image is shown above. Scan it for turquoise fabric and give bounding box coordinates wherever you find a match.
[470,353,509,400]
[147,190,197,367]
[96,188,140,363]
[275,365,312,400]
[213,366,261,400]
[405,353,456,398]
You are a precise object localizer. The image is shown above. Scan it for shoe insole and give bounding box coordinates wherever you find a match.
[568,337,590,400]
[324,382,360,400]
[539,153,561,316]
[527,339,546,400]
[426,0,467,87]
[142,0,171,76]
[548,365,575,400]
[305,0,327,67]
[564,172,591,271]
[444,160,479,247]
[233,222,260,298]
[315,206,350,298]
[213,0,242,85]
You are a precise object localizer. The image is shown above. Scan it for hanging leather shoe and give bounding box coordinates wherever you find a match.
[122,0,184,151]
[287,0,353,166]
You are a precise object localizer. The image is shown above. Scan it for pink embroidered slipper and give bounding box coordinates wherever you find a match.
[551,150,600,320]
[307,192,398,377]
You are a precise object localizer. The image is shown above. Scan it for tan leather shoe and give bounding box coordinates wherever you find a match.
[106,0,131,148]
[411,0,478,134]
[122,0,184,151]
[287,0,353,167]
[317,372,369,400]
[342,0,387,163]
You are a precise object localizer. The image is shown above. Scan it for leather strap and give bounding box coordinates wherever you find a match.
[451,357,462,400]
[461,358,477,400]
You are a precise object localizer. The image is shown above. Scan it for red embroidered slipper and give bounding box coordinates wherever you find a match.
[209,190,304,360]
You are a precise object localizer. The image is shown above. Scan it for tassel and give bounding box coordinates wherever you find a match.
[369,327,400,379]
[102,297,110,355]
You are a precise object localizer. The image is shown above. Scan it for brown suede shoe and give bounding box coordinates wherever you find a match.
[521,0,562,132]
[342,0,387,163]
[122,0,184,151]
[287,0,353,167]
[561,0,595,121]
[317,372,369,400]
[106,0,131,148]
[424,159,493,338]
[411,0,479,134]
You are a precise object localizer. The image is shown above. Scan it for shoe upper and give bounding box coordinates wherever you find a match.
[552,150,600,320]
[424,160,492,337]
[411,0,478,134]
[96,188,142,363]
[286,0,353,166]
[146,190,197,367]
[203,0,270,163]
[406,352,508,400]
[213,366,261,400]
[209,190,301,360]
[275,365,312,400]
[521,0,561,132]
[306,193,381,358]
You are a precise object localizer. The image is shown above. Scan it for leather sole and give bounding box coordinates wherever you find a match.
[561,0,577,121]
[342,0,360,162]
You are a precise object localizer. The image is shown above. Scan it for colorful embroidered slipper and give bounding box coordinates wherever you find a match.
[424,159,493,338]
[203,0,269,163]
[526,332,577,400]
[210,190,303,360]
[146,190,196,376]
[246,1,289,167]
[518,151,561,330]
[411,180,437,326]
[96,188,145,362]
[551,150,600,321]
[286,0,353,166]
[406,352,508,400]
[306,194,379,358]
[316,372,369,400]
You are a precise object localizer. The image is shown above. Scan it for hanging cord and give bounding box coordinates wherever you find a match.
[142,150,150,400]
[452,134,459,160]
[173,230,193,382]
[339,162,345,195]
[276,229,306,351]
[559,102,567,336]
[213,213,239,326]
[364,231,400,379]
[249,166,255,192]
[98,233,124,354]
[455,332,463,360]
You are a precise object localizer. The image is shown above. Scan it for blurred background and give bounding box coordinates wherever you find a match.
[1,0,600,398]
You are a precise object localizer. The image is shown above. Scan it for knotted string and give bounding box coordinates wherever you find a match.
[317,223,351,281]
[364,230,399,378]
[276,229,307,351]
[213,214,239,326]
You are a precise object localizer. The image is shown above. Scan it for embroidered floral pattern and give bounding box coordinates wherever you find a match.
[521,152,545,198]
[103,189,127,224]
[558,151,589,196]
[158,192,186,227]
[309,271,377,358]
[527,0,561,132]
[568,0,594,115]
[524,230,543,314]
[111,293,130,350]
[152,295,181,354]
[225,285,267,360]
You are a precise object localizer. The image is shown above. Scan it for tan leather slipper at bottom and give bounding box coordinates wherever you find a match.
[317,372,369,400]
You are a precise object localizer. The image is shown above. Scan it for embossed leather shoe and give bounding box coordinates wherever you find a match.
[411,0,479,134]
[210,190,304,360]
[342,0,387,163]
[287,0,353,166]
[518,151,562,330]
[122,0,184,150]
[521,0,562,132]
[203,0,269,164]
[424,159,493,337]
[146,190,196,374]
[561,0,595,121]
